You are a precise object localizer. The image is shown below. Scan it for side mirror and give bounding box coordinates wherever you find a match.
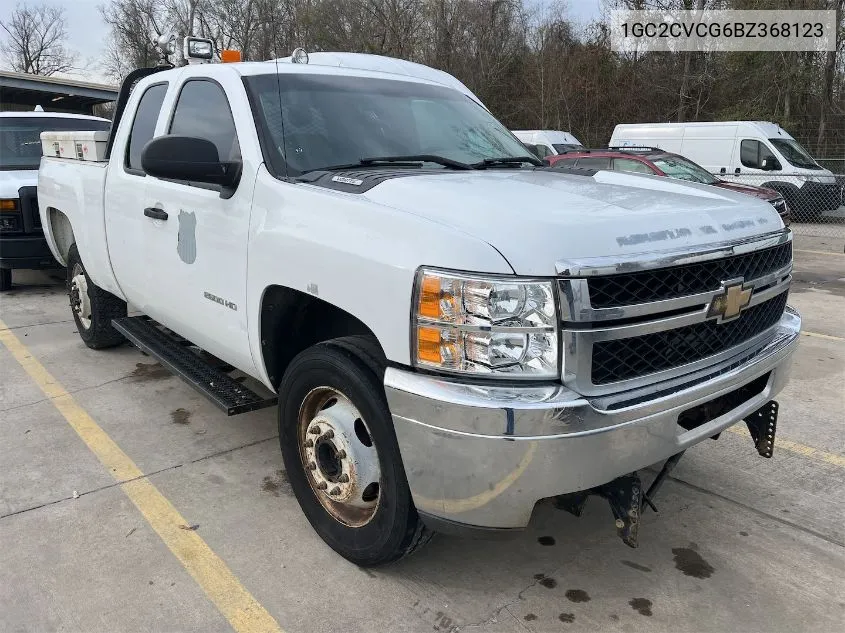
[761,157,781,171]
[141,135,241,189]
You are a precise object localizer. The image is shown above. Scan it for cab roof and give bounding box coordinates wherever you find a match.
[229,52,484,107]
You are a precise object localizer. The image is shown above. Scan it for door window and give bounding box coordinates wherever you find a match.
[169,80,240,163]
[575,157,610,169]
[612,158,654,174]
[552,158,578,168]
[740,139,775,169]
[126,83,167,172]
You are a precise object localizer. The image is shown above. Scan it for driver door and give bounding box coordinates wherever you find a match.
[136,75,257,373]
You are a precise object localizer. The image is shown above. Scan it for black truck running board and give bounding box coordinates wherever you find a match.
[112,316,277,416]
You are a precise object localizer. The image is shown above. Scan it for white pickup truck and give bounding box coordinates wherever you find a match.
[38,50,800,566]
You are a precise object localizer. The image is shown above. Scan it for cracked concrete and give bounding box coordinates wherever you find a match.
[1,233,843,632]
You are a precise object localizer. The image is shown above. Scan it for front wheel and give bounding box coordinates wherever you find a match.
[278,338,431,566]
[67,244,127,349]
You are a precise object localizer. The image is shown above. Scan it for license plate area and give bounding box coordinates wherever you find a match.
[677,372,770,431]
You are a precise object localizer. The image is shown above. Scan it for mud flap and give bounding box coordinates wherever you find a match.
[744,400,778,458]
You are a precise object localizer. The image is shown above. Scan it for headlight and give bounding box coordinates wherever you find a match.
[412,268,558,378]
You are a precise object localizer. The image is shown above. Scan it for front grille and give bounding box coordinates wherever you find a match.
[591,291,788,385]
[587,241,792,308]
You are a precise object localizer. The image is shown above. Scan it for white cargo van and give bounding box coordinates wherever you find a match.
[512,130,584,158]
[610,122,841,218]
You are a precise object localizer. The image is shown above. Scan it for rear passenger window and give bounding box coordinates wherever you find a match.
[126,83,167,172]
[553,158,578,168]
[169,80,240,162]
[613,158,654,174]
[576,157,610,170]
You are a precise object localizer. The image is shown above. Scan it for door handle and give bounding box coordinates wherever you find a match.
[144,207,168,221]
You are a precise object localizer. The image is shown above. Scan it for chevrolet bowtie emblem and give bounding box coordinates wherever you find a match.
[707,280,753,323]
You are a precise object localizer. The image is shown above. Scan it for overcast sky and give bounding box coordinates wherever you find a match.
[1,0,602,85]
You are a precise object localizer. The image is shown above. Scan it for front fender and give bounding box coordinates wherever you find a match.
[245,167,513,389]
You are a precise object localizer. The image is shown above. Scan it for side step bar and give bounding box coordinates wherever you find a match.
[112,316,276,416]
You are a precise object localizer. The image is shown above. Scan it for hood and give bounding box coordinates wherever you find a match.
[712,180,780,201]
[0,170,38,198]
[361,169,783,276]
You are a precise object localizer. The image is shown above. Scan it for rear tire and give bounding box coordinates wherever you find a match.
[67,244,127,349]
[278,338,431,566]
[0,268,11,292]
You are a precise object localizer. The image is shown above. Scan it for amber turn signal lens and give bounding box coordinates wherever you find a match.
[221,49,242,63]
[418,274,441,319]
[417,326,441,364]
[0,199,18,211]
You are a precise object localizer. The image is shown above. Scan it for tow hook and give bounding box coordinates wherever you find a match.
[554,401,780,548]
[555,473,645,548]
[555,451,687,549]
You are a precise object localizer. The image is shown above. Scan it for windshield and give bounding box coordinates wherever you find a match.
[244,74,531,176]
[553,143,584,153]
[769,138,820,169]
[0,116,111,170]
[652,155,718,184]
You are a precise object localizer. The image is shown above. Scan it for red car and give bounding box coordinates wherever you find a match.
[548,147,791,225]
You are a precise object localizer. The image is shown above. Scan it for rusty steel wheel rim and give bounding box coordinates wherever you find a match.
[297,386,381,527]
[70,263,92,330]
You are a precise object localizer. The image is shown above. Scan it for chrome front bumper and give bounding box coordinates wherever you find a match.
[385,307,801,530]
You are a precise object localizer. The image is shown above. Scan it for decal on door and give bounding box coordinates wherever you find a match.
[177,210,197,264]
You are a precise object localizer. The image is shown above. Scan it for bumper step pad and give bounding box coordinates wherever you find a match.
[112,316,276,416]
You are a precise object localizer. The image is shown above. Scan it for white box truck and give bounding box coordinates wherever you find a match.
[610,121,841,219]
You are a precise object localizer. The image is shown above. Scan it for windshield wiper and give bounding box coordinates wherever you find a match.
[471,155,544,168]
[307,155,474,173]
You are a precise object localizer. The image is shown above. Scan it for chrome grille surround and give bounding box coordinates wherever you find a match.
[557,230,793,396]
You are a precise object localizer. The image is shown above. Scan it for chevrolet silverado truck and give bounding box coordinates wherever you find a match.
[38,48,800,566]
[0,111,110,290]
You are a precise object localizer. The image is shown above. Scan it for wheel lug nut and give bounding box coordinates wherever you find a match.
[321,430,334,440]
[329,487,341,496]
[305,439,313,448]
[316,481,327,490]
[336,450,346,459]
[338,474,349,483]
[308,461,316,470]
[309,427,321,435]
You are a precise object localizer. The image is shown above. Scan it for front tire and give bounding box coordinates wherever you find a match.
[278,338,431,566]
[67,244,127,349]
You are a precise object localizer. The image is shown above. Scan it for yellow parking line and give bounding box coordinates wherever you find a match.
[725,426,845,469]
[802,331,845,342]
[794,249,845,258]
[0,321,284,633]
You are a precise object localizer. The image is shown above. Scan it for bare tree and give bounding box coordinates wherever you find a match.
[100,0,167,81]
[0,2,76,75]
